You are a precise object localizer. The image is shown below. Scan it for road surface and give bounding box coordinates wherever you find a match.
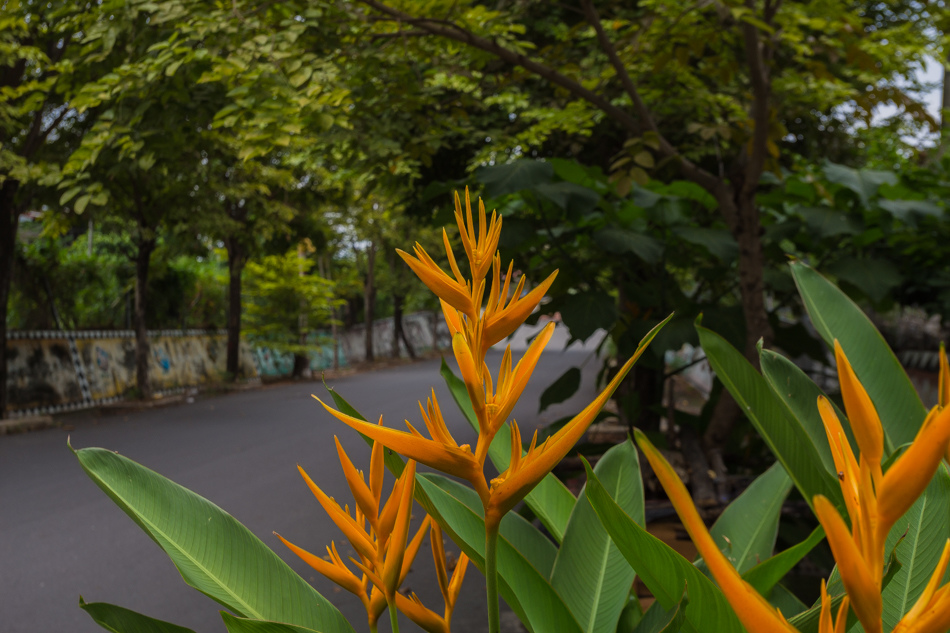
[1,326,605,633]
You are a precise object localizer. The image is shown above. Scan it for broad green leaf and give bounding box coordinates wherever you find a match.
[742,526,825,596]
[696,323,842,511]
[794,207,861,238]
[440,359,576,543]
[79,599,196,633]
[630,586,689,633]
[559,290,619,340]
[584,460,744,633]
[698,462,792,576]
[790,261,927,449]
[551,440,643,633]
[220,613,321,633]
[535,181,601,215]
[760,349,848,477]
[766,584,807,619]
[73,447,354,633]
[416,473,581,633]
[822,162,897,207]
[672,227,738,262]
[540,367,582,412]
[476,159,555,197]
[825,257,902,304]
[593,228,664,264]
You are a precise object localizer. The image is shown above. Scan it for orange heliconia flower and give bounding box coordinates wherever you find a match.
[813,341,950,633]
[317,188,665,530]
[275,432,429,631]
[396,521,470,633]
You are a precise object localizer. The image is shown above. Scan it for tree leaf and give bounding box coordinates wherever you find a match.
[539,367,582,413]
[672,227,738,262]
[695,322,842,511]
[534,181,601,215]
[593,228,663,264]
[559,290,618,341]
[416,473,581,633]
[822,162,897,207]
[79,599,197,633]
[439,360,576,543]
[551,440,643,633]
[476,159,555,197]
[584,459,745,633]
[789,261,927,449]
[73,447,354,633]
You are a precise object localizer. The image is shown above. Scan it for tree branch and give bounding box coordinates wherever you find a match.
[579,0,722,195]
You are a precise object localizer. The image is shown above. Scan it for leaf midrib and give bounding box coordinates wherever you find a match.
[895,493,929,619]
[86,458,261,620]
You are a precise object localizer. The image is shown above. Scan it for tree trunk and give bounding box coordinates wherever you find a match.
[0,181,19,419]
[133,237,156,399]
[225,236,245,380]
[702,191,774,495]
[364,241,376,362]
[392,293,416,359]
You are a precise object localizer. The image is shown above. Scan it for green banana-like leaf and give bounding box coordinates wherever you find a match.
[766,584,807,619]
[630,584,689,633]
[416,472,582,633]
[741,526,825,597]
[551,439,643,633]
[79,598,197,633]
[220,613,322,633]
[696,323,843,511]
[584,459,744,633]
[440,359,576,542]
[790,261,927,448]
[697,462,792,577]
[73,446,354,633]
[760,348,852,476]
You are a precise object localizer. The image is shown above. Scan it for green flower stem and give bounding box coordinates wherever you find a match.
[486,524,500,633]
[389,601,400,633]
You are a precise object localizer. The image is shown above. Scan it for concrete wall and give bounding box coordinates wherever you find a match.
[5,312,447,415]
[6,330,257,417]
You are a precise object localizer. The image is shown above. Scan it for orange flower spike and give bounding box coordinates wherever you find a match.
[296,465,377,563]
[275,535,365,598]
[453,333,489,434]
[396,592,449,633]
[369,432,385,508]
[313,399,490,503]
[334,437,379,533]
[455,188,501,284]
[636,429,798,633]
[490,322,555,433]
[483,269,558,351]
[381,460,417,601]
[818,580,851,633]
[893,540,950,632]
[420,391,460,449]
[878,405,950,529]
[485,348,650,528]
[817,397,860,517]
[813,495,882,633]
[834,341,884,471]
[397,245,474,320]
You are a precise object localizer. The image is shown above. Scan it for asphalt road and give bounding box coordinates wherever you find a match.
[1,326,604,633]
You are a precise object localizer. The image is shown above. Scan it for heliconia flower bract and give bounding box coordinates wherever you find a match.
[812,341,950,633]
[396,521,470,633]
[275,433,429,631]
[317,188,667,530]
